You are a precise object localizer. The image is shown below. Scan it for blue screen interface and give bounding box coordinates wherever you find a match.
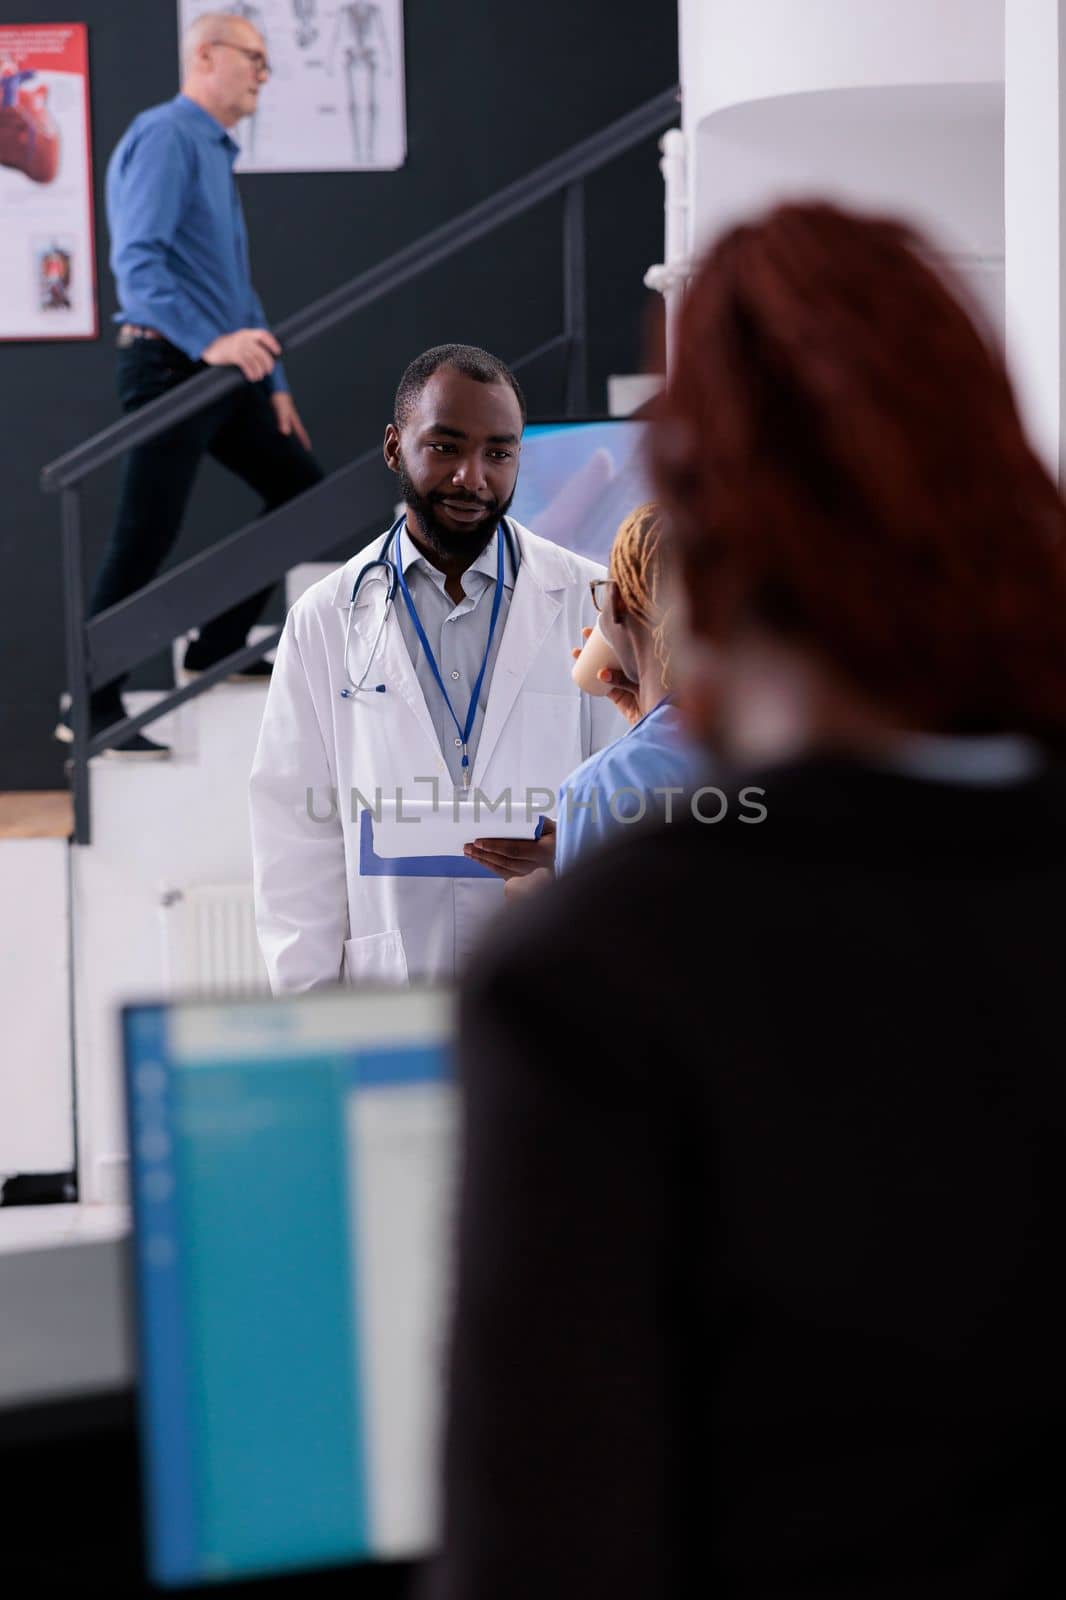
[123,989,455,1589]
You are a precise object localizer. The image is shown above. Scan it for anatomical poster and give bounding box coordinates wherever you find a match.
[0,23,97,340]
[177,1,406,172]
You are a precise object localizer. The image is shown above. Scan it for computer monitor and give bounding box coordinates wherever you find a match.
[123,987,456,1590]
[509,416,654,564]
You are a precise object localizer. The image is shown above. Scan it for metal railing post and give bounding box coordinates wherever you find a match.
[563,179,588,416]
[60,489,90,844]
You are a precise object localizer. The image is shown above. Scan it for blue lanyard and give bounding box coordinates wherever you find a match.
[393,524,506,784]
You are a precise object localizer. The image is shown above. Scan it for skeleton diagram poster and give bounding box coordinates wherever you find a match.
[177,2,406,172]
[0,23,97,340]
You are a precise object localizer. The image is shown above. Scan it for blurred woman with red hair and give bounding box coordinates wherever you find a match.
[654,201,1066,761]
[431,203,1066,1600]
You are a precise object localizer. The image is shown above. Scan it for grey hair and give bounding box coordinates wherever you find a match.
[182,12,249,71]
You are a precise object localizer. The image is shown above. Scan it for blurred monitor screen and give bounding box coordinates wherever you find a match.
[510,417,653,563]
[123,987,456,1589]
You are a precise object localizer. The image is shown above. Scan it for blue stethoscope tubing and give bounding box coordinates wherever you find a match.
[340,519,520,778]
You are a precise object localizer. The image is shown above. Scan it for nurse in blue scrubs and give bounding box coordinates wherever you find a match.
[555,502,699,873]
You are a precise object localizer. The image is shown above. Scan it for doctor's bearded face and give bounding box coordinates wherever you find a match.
[385,367,523,566]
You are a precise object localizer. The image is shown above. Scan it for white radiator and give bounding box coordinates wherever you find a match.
[159,883,270,996]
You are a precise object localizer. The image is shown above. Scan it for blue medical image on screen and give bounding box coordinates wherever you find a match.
[509,419,654,565]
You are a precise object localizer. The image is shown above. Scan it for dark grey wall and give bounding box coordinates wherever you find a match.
[2,1,677,788]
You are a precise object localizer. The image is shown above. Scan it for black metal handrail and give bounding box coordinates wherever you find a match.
[43,85,679,842]
[42,88,677,494]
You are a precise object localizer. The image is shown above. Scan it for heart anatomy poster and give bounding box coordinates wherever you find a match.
[177,1,407,172]
[0,23,97,340]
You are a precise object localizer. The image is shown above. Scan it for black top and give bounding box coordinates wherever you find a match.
[429,755,1066,1599]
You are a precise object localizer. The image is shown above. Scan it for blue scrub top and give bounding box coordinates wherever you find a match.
[555,698,698,872]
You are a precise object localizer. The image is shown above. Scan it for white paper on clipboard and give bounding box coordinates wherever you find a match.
[370,798,542,859]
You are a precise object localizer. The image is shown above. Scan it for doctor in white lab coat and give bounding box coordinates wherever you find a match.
[250,345,623,991]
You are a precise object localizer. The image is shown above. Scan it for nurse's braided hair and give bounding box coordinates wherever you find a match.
[608,502,673,691]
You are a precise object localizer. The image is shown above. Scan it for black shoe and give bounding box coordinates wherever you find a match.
[54,710,171,760]
[181,655,273,684]
[100,730,171,761]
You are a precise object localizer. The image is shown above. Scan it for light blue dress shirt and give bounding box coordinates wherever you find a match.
[106,94,287,392]
[394,524,516,791]
[555,698,698,872]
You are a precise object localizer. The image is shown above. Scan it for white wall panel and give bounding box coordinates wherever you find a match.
[71,685,266,1203]
[1004,0,1066,477]
[680,0,1003,128]
[0,840,73,1178]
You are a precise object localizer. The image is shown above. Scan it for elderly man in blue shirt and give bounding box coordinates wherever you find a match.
[57,10,322,758]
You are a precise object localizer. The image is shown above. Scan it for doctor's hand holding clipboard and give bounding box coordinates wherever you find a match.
[462,816,556,878]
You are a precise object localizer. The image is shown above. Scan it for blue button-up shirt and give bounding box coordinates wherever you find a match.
[394,524,516,791]
[105,94,286,391]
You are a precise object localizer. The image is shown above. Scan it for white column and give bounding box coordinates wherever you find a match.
[1004,0,1066,479]
[644,127,689,376]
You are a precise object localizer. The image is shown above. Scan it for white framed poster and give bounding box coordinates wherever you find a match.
[0,23,97,341]
[177,1,407,173]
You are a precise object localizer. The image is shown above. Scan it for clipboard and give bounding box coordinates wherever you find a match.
[358,802,545,879]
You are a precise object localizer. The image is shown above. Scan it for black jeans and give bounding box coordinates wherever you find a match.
[88,338,324,722]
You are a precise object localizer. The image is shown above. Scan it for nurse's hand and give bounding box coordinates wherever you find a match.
[463,818,556,880]
[571,628,642,726]
[503,868,553,904]
[596,664,642,725]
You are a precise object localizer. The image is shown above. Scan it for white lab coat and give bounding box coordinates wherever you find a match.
[250,519,623,991]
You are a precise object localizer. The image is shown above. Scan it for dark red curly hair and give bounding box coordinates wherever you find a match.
[651,200,1066,739]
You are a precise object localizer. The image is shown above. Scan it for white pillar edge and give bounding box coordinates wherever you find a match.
[1004,0,1066,481]
[644,127,690,379]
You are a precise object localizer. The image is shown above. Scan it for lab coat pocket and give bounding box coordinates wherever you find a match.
[342,928,409,986]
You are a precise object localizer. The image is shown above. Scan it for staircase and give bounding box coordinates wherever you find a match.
[41,85,680,847]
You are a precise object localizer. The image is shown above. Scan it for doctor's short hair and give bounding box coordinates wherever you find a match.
[394,344,527,430]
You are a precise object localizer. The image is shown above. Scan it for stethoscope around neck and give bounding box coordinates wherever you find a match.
[340,514,520,699]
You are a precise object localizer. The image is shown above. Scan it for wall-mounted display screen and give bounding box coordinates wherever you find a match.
[510,418,654,565]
